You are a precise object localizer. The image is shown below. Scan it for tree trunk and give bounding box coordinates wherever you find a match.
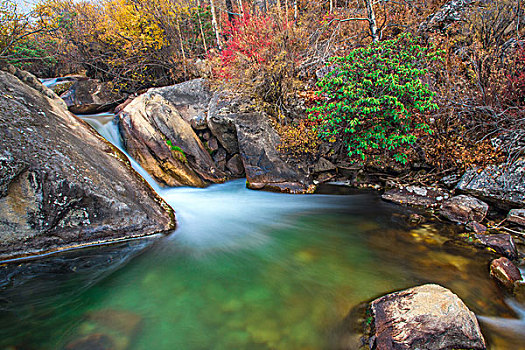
[210,0,222,50]
[330,0,334,13]
[175,14,188,77]
[294,0,298,20]
[365,0,378,42]
[196,0,208,54]
[238,0,244,16]
[225,0,235,22]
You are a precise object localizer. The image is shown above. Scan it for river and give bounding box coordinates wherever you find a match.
[0,109,524,349]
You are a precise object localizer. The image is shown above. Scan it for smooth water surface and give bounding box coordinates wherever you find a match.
[1,114,524,349]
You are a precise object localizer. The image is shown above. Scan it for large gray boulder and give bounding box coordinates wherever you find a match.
[153,78,211,125]
[359,284,486,350]
[456,159,525,208]
[61,79,124,114]
[207,93,240,154]
[0,70,175,260]
[235,112,314,193]
[119,91,226,187]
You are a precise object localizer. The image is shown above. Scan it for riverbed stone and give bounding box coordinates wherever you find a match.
[61,79,124,114]
[64,333,115,350]
[507,209,525,226]
[473,233,518,260]
[119,91,226,187]
[440,195,489,224]
[0,70,175,260]
[226,154,245,176]
[456,159,525,208]
[490,257,523,289]
[382,185,449,208]
[365,284,486,350]
[467,221,487,233]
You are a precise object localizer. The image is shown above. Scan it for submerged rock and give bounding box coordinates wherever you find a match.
[456,159,525,208]
[440,195,489,224]
[358,284,486,350]
[119,91,226,187]
[61,79,124,114]
[0,70,175,260]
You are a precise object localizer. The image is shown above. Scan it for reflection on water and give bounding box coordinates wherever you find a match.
[0,114,523,349]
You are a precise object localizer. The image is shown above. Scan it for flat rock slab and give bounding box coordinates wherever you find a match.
[368,284,486,350]
[473,234,518,260]
[382,185,449,208]
[507,209,525,226]
[456,159,525,208]
[440,195,489,224]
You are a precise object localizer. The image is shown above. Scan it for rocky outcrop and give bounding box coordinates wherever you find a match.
[440,195,489,224]
[0,70,175,260]
[61,79,124,114]
[456,159,525,208]
[2,64,67,110]
[118,91,226,187]
[382,185,449,208]
[359,284,486,350]
[235,112,314,193]
[419,0,475,32]
[153,78,211,125]
[207,93,240,154]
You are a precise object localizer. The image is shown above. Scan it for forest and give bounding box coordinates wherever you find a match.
[1,0,524,179]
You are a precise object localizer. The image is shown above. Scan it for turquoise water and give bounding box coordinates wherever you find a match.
[0,115,523,349]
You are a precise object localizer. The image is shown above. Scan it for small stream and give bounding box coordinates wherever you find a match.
[0,110,524,349]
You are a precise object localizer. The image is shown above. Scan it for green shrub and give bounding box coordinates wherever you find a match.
[309,34,442,164]
[166,140,187,163]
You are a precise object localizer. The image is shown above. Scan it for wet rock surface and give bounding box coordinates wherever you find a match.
[473,233,518,260]
[362,284,486,350]
[119,91,226,187]
[440,195,489,224]
[0,70,175,260]
[61,79,124,114]
[382,185,449,208]
[490,257,523,289]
